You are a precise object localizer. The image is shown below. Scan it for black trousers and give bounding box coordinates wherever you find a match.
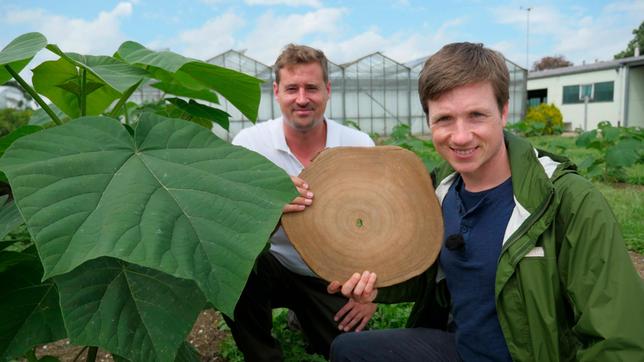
[223,249,348,361]
[330,328,460,362]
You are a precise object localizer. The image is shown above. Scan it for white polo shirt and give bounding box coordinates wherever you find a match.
[232,117,375,276]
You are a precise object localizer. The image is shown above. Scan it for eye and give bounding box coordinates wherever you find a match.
[470,111,486,120]
[433,116,450,124]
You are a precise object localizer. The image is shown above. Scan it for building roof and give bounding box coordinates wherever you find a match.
[528,54,644,80]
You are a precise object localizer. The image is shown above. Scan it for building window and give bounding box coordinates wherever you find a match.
[594,81,614,102]
[563,85,581,104]
[562,81,614,104]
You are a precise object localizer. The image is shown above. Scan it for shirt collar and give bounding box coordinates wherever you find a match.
[274,116,339,152]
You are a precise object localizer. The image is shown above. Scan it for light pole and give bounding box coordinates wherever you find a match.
[520,6,532,70]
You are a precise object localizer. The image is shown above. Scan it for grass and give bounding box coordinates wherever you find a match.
[593,182,644,253]
[218,304,415,361]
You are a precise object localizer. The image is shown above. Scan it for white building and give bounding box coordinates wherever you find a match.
[0,86,28,109]
[527,54,644,130]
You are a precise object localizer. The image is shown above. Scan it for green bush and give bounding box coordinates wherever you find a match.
[521,103,564,136]
[576,121,643,183]
[0,108,31,137]
[380,123,441,171]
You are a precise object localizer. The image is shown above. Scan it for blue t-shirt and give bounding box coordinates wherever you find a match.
[439,176,514,361]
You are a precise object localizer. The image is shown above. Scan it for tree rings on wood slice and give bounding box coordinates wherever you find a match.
[282,146,443,287]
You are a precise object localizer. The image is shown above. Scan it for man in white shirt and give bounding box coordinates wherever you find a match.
[224,44,376,361]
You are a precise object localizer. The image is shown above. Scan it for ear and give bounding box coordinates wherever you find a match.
[501,102,509,127]
[326,81,331,96]
[273,81,279,98]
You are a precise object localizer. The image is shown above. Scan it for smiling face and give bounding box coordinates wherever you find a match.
[428,81,510,189]
[274,62,330,132]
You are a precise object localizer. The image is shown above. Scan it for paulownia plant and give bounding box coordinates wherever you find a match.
[0,32,297,362]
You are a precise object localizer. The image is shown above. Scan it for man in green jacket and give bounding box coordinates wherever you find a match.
[328,42,644,361]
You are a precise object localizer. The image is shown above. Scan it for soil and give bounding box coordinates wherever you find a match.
[34,310,227,362]
[34,253,644,362]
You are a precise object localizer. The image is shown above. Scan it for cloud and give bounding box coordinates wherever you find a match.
[311,18,464,64]
[492,3,642,65]
[244,0,322,7]
[175,12,246,59]
[2,2,134,82]
[4,2,133,55]
[239,7,347,63]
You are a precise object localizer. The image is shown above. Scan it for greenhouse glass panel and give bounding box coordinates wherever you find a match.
[202,49,526,140]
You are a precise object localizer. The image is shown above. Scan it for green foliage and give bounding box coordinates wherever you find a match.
[370,303,413,329]
[0,247,66,360]
[519,103,564,136]
[0,108,32,137]
[0,32,297,362]
[0,33,47,85]
[575,121,643,183]
[615,21,644,59]
[219,308,326,362]
[593,182,644,253]
[0,113,295,318]
[379,123,441,171]
[55,257,205,362]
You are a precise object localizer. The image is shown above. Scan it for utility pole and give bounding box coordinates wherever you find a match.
[520,6,532,70]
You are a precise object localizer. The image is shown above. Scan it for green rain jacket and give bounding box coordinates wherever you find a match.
[377,131,644,361]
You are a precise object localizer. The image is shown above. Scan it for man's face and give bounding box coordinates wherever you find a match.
[428,81,508,180]
[274,62,330,132]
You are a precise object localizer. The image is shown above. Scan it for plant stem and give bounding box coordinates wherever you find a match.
[4,65,63,125]
[108,79,142,121]
[80,68,87,117]
[86,346,98,362]
[72,346,89,362]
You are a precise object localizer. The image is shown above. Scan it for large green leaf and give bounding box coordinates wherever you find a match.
[29,104,67,126]
[151,81,220,104]
[46,45,150,94]
[0,32,47,84]
[115,42,262,121]
[166,97,230,130]
[0,195,24,240]
[0,125,43,182]
[32,58,120,118]
[112,341,200,362]
[0,113,296,317]
[174,342,201,362]
[606,139,640,167]
[55,257,205,362]
[0,248,66,360]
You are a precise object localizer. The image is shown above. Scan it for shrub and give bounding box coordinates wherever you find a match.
[576,121,644,183]
[523,103,564,136]
[0,108,31,137]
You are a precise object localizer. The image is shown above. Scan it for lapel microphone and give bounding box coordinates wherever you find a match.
[445,234,465,250]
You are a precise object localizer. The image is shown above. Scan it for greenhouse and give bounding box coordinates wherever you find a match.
[206,49,527,140]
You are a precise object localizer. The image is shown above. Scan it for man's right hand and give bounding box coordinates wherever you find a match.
[327,271,378,304]
[283,175,314,213]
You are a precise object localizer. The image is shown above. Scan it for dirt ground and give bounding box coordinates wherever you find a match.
[35,253,644,362]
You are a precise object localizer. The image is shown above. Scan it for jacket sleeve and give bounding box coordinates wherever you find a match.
[556,175,644,361]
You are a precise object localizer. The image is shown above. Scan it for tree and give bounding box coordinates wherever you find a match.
[2,80,33,108]
[532,55,573,71]
[615,21,644,59]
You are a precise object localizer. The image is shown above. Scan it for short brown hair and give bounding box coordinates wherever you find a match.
[274,44,329,84]
[418,42,509,114]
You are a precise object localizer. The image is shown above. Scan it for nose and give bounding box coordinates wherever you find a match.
[450,120,473,145]
[295,88,308,105]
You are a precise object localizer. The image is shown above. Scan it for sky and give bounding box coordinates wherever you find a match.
[1,0,643,74]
